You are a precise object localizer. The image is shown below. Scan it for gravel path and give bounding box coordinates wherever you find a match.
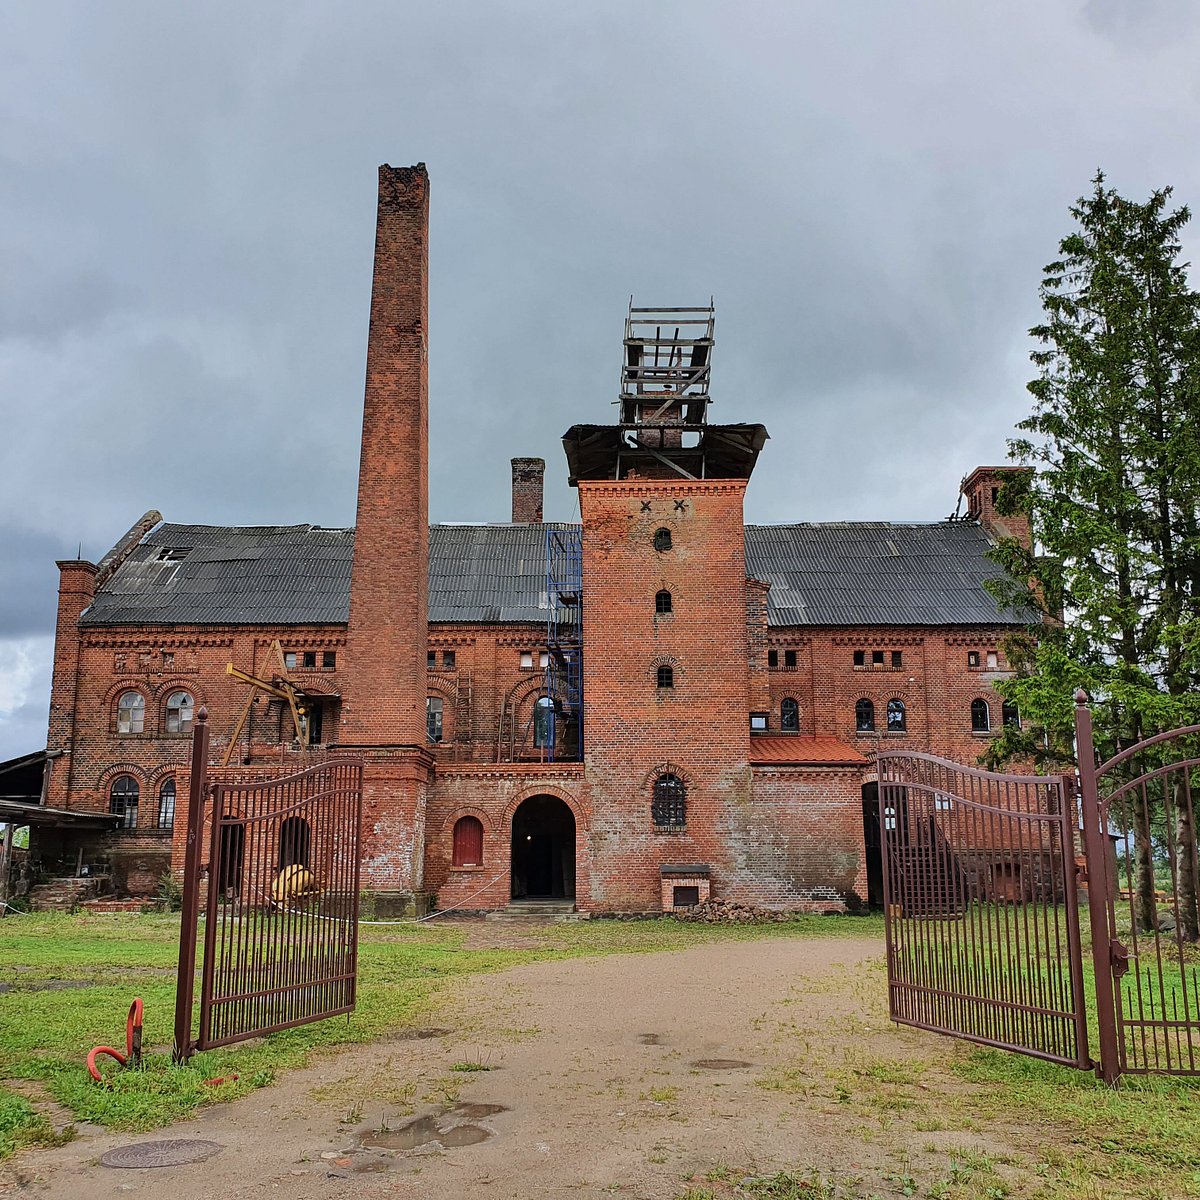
[2,932,1038,1199]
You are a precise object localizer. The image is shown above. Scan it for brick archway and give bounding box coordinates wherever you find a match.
[509,793,576,901]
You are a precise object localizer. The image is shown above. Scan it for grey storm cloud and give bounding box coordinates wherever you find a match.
[3,0,1200,758]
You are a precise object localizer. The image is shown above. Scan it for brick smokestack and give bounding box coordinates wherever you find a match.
[511,457,545,523]
[341,164,430,747]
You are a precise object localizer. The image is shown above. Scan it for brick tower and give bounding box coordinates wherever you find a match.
[340,163,434,912]
[562,304,770,909]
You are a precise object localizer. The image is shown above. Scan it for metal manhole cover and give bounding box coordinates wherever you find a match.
[100,1139,223,1168]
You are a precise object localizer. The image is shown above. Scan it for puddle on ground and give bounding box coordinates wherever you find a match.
[639,1033,662,1045]
[359,1103,507,1153]
[691,1058,752,1070]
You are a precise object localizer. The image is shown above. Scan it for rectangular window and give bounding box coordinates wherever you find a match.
[284,651,298,670]
[968,651,980,668]
[302,651,317,669]
[872,650,884,666]
[306,702,323,744]
[784,649,797,669]
[768,649,778,669]
[673,885,700,908]
[520,651,534,669]
[540,652,549,668]
[987,651,999,669]
[322,650,337,669]
[162,651,174,667]
[853,650,866,667]
[428,650,437,670]
[891,650,903,669]
[443,650,456,670]
[750,712,768,731]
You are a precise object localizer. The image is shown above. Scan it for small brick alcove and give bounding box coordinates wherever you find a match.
[660,863,711,911]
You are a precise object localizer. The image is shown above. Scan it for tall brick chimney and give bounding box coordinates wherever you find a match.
[511,457,545,523]
[342,164,431,748]
[44,559,97,807]
[340,164,434,909]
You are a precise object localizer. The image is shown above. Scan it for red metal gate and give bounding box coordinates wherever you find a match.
[877,751,1089,1067]
[1076,696,1200,1083]
[174,710,363,1060]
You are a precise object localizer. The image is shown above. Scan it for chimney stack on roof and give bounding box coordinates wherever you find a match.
[511,457,545,523]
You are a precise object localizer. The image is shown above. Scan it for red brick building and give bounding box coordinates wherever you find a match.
[17,164,1030,914]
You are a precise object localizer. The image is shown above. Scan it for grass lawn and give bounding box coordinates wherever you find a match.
[0,910,880,1156]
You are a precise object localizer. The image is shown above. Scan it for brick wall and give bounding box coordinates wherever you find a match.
[761,627,1020,765]
[736,767,867,909]
[579,478,756,911]
[424,763,588,909]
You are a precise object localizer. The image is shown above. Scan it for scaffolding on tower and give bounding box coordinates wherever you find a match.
[545,527,583,762]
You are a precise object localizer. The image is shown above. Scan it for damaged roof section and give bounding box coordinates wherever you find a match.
[81,518,1027,629]
[81,524,355,626]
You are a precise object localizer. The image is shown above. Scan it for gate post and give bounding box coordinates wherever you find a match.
[1075,691,1121,1086]
[173,708,210,1063]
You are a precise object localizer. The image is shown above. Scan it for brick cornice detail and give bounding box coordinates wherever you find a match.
[579,480,748,498]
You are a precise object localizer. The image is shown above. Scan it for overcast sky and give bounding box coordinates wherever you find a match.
[3,0,1200,760]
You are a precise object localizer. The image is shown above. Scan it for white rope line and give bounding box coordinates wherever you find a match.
[0,899,29,916]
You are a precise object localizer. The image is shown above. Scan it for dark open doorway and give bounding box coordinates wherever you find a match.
[861,782,884,908]
[511,794,576,900]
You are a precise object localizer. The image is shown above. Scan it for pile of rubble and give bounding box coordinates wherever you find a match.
[673,898,831,923]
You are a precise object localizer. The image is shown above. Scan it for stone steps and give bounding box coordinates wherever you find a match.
[485,901,582,923]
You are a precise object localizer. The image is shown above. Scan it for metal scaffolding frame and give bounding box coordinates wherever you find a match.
[545,527,583,762]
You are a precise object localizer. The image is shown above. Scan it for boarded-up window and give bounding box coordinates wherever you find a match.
[452,816,484,867]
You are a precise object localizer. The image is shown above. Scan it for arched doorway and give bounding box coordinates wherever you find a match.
[511,795,576,900]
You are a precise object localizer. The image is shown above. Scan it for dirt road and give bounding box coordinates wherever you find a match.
[2,933,1040,1199]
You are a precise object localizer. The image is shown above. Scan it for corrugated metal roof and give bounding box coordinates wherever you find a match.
[81,518,1025,629]
[428,523,578,623]
[80,524,354,627]
[744,522,1027,627]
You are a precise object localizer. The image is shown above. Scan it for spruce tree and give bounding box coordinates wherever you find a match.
[987,173,1200,936]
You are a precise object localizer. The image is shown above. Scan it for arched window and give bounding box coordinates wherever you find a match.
[855,698,875,732]
[165,690,194,734]
[971,698,990,732]
[452,815,484,867]
[109,775,139,829]
[655,589,673,614]
[426,696,443,743]
[887,698,907,732]
[653,528,672,552]
[1002,701,1021,728]
[534,696,556,748]
[116,690,145,734]
[279,816,311,868]
[781,697,799,733]
[656,665,674,689]
[157,778,176,830]
[652,775,686,829]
